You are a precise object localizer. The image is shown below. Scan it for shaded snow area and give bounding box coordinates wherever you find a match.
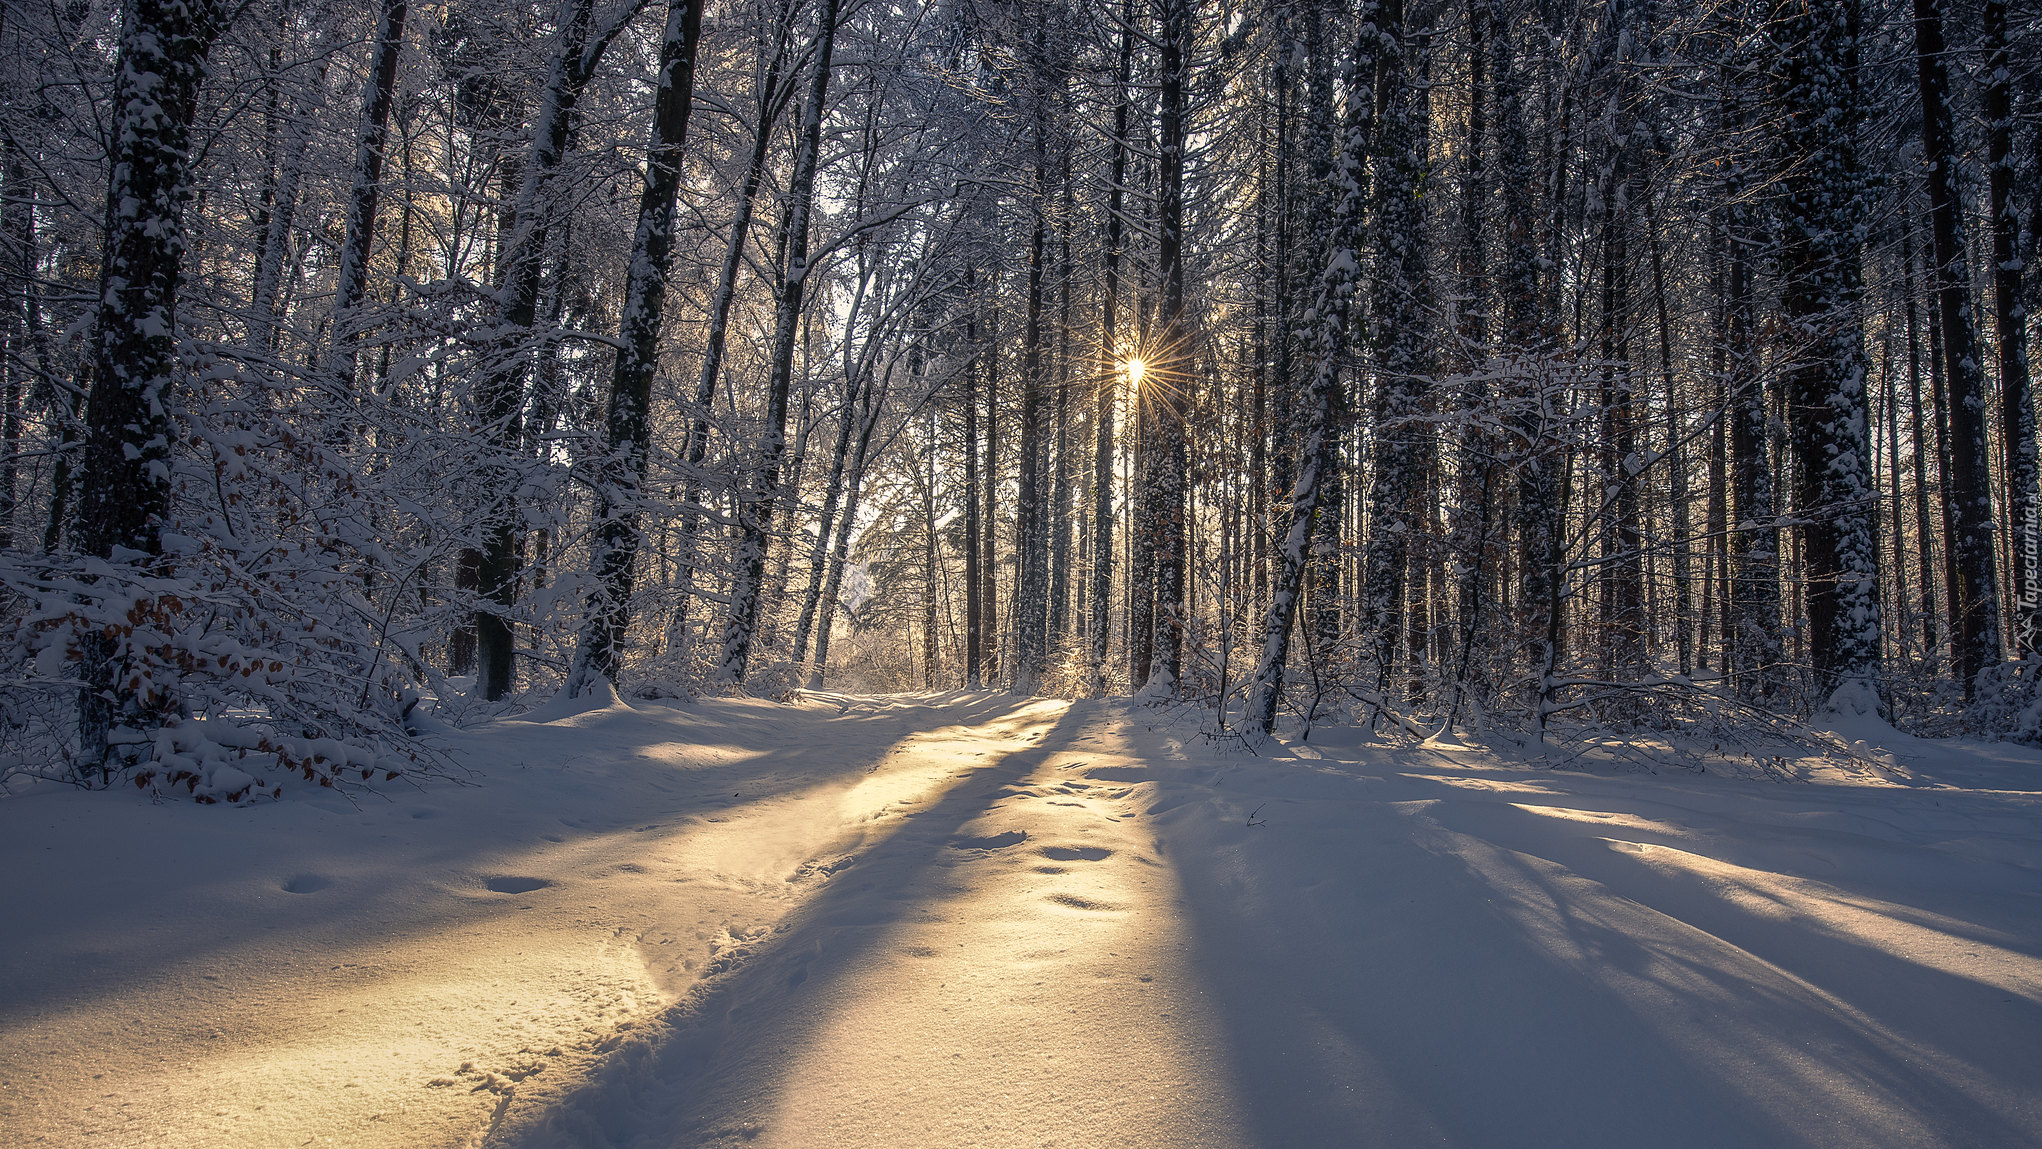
[4,694,2040,1147]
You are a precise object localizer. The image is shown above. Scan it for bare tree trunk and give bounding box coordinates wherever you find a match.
[964,273,984,688]
[923,410,939,686]
[1092,0,1133,696]
[1722,75,1783,703]
[982,298,1000,685]
[669,0,795,663]
[1360,0,1431,707]
[1914,0,2003,694]
[1014,45,1052,693]
[1242,1,1379,741]
[808,379,884,688]
[248,29,336,364]
[1985,0,2038,656]
[1901,217,1940,658]
[1148,0,1193,692]
[74,0,229,768]
[792,370,867,666]
[1647,189,1692,676]
[563,0,703,694]
[472,0,642,699]
[1049,151,1075,657]
[1776,0,1880,702]
[323,0,408,401]
[719,0,841,686]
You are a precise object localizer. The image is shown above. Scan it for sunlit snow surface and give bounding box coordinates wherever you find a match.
[3,693,2039,1147]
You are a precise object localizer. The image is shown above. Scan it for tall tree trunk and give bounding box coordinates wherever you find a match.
[1015,44,1051,693]
[1048,152,1075,654]
[1985,0,2038,657]
[1723,75,1784,703]
[808,379,884,688]
[471,0,640,699]
[718,0,841,686]
[791,364,869,666]
[1442,0,1493,723]
[1148,0,1192,692]
[983,297,1000,684]
[563,0,703,695]
[1902,217,1939,658]
[74,0,230,768]
[323,0,408,401]
[1883,336,1908,665]
[923,409,940,686]
[1647,189,1692,677]
[1914,0,2003,694]
[1926,258,1964,662]
[670,0,794,662]
[0,142,27,552]
[248,31,335,364]
[1361,0,1430,706]
[964,272,984,688]
[1776,0,1880,703]
[1093,0,1133,697]
[1242,1,1380,741]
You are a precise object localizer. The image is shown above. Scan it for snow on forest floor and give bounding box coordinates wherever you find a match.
[3,692,2040,1148]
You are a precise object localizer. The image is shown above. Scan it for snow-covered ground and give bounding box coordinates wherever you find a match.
[4,692,2039,1147]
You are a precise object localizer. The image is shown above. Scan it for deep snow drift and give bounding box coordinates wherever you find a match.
[2,692,2038,1147]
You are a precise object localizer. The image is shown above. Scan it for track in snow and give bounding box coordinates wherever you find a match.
[498,694,2042,1149]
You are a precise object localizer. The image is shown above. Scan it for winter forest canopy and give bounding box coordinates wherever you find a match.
[5,0,2042,797]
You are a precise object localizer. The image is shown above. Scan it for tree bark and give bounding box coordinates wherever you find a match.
[1913,0,2003,694]
[669,0,795,662]
[719,0,841,686]
[323,0,409,401]
[563,0,704,694]
[471,0,643,699]
[74,0,231,767]
[1775,0,1881,702]
[1148,0,1193,693]
[1984,0,2037,656]
[1242,1,1379,741]
[1015,42,1051,693]
[1360,0,1430,705]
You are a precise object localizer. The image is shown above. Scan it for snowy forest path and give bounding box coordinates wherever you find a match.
[10,694,2037,1149]
[497,694,2042,1149]
[498,695,1252,1148]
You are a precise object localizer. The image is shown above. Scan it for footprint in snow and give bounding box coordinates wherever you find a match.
[282,874,332,894]
[485,875,551,894]
[1039,845,1113,862]
[949,830,1029,850]
[1048,892,1122,912]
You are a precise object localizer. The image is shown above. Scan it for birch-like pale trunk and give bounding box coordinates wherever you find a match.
[808,378,884,688]
[964,273,983,688]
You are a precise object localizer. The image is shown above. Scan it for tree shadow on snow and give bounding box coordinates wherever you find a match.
[488,702,1094,1148]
